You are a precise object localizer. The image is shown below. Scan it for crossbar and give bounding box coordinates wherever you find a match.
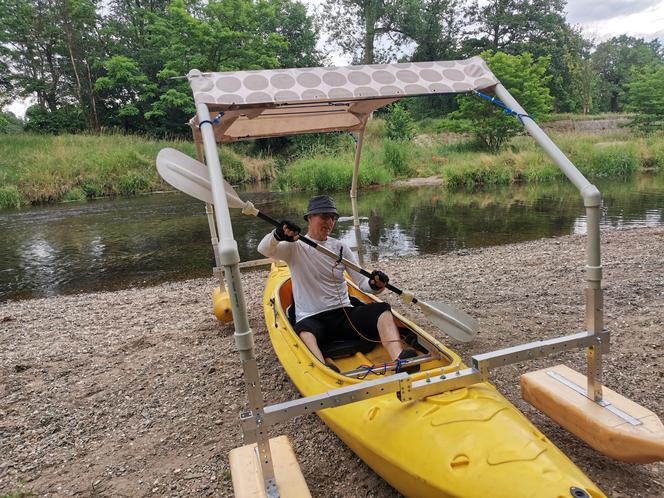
[240,330,609,432]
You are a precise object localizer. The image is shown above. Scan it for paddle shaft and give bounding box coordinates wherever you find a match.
[256,211,414,302]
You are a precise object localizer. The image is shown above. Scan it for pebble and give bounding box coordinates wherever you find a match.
[1,227,662,497]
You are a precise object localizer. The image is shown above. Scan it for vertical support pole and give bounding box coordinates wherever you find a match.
[350,125,366,266]
[493,84,605,402]
[195,141,225,291]
[585,204,604,401]
[196,103,278,496]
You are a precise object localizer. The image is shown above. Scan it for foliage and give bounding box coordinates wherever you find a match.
[592,35,664,112]
[384,104,416,141]
[626,65,664,132]
[275,152,391,191]
[382,139,413,176]
[0,184,22,209]
[0,112,22,134]
[0,0,321,136]
[319,0,420,64]
[451,51,552,151]
[23,105,86,134]
[95,56,156,132]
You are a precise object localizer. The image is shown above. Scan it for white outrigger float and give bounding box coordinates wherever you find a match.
[155,57,664,497]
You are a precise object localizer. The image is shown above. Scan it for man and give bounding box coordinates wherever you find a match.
[258,195,418,373]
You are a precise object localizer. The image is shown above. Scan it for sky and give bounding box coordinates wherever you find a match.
[5,0,664,118]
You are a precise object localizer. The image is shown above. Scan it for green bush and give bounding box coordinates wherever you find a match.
[63,187,87,202]
[451,51,553,151]
[218,147,248,183]
[0,112,23,134]
[385,104,416,141]
[383,139,413,176]
[0,184,22,209]
[585,148,638,177]
[118,172,150,195]
[79,178,105,198]
[275,154,391,191]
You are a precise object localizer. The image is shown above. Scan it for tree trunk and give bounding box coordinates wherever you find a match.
[363,1,376,64]
[85,59,100,130]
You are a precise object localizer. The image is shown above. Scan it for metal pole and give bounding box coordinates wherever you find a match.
[196,103,278,496]
[494,84,605,401]
[350,126,366,266]
[194,142,225,290]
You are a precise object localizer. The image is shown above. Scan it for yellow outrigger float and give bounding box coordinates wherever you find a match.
[155,57,664,497]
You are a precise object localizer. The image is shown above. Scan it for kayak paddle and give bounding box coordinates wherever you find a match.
[156,148,479,342]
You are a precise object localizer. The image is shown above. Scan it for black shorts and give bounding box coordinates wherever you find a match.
[293,302,391,347]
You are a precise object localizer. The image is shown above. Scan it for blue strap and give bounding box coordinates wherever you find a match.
[198,112,225,128]
[473,91,533,126]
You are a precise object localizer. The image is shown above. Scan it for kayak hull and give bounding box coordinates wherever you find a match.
[263,263,604,498]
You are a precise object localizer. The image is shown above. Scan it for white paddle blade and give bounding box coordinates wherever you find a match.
[157,148,213,203]
[156,148,247,209]
[417,300,478,343]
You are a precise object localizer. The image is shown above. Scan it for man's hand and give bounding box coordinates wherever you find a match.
[369,270,389,291]
[274,220,301,242]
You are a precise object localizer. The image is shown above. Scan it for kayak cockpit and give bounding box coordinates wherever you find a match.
[274,266,457,380]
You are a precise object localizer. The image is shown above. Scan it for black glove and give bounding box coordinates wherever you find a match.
[369,270,389,291]
[274,220,301,242]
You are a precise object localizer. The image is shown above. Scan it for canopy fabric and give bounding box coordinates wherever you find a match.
[187,56,498,143]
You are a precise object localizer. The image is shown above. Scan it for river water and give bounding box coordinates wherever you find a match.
[1,172,663,301]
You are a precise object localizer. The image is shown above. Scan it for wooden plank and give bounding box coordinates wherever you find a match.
[521,364,664,463]
[229,435,311,497]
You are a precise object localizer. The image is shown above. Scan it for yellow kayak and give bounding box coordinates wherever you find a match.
[263,262,605,498]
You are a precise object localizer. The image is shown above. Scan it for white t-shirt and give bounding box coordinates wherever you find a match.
[258,231,378,322]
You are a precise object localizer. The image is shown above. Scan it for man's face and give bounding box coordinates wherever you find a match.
[308,213,337,239]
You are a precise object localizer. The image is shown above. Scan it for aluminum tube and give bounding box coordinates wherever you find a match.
[196,104,252,353]
[196,103,276,490]
[494,84,600,206]
[350,127,366,266]
[350,127,365,198]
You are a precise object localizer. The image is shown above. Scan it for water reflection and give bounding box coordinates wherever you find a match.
[1,171,663,301]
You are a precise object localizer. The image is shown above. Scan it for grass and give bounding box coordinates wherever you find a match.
[2,115,663,208]
[0,133,267,209]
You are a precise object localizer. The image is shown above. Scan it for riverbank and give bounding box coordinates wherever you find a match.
[2,120,663,210]
[1,227,663,497]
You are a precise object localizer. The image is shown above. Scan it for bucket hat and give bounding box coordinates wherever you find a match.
[304,195,339,221]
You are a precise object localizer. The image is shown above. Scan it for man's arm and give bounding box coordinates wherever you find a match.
[341,242,387,295]
[257,221,300,261]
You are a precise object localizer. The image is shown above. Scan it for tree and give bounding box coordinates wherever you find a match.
[570,56,597,115]
[95,56,156,132]
[463,0,582,112]
[626,65,664,132]
[264,0,324,68]
[463,0,567,54]
[592,35,664,112]
[0,0,66,111]
[410,0,465,62]
[451,51,552,151]
[320,0,419,64]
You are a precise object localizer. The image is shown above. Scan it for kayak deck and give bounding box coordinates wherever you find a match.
[264,263,605,497]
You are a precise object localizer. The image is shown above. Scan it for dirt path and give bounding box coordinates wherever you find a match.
[1,227,663,497]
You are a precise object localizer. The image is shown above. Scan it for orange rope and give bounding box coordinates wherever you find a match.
[331,260,404,347]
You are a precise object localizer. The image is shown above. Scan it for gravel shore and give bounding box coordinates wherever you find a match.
[1,227,663,497]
